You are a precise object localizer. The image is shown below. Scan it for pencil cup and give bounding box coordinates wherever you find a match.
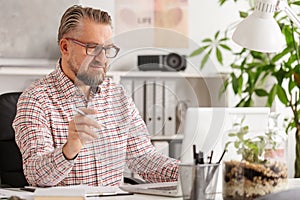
[179,163,220,200]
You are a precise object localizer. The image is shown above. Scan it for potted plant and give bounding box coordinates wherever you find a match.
[190,0,300,177]
[223,117,288,200]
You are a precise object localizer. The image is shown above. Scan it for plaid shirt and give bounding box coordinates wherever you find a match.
[13,62,178,187]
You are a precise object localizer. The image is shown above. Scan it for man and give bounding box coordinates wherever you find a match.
[13,5,178,187]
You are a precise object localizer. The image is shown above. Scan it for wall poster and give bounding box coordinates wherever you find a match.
[115,0,189,48]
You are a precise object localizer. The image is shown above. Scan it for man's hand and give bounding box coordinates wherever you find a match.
[62,108,101,160]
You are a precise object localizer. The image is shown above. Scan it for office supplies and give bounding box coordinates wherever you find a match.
[198,151,204,164]
[208,150,214,164]
[179,163,220,200]
[217,149,226,164]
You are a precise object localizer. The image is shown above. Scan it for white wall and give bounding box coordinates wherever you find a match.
[78,0,247,73]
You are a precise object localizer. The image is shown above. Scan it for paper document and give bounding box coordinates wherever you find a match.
[34,185,131,198]
[0,188,34,200]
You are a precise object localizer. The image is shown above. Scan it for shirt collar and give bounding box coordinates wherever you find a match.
[52,59,104,101]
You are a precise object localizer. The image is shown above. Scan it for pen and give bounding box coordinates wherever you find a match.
[217,149,227,164]
[208,150,214,164]
[86,192,133,197]
[193,145,197,164]
[75,108,106,129]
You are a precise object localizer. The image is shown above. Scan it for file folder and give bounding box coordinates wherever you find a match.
[154,80,164,136]
[145,80,155,135]
[164,80,177,136]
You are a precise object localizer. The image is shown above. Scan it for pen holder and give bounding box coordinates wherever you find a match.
[179,163,220,200]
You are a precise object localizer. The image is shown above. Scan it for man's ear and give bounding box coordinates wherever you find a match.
[59,39,69,56]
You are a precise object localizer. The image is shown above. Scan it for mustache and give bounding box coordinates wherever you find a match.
[89,59,106,68]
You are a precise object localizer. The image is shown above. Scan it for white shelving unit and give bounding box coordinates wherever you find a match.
[0,63,228,159]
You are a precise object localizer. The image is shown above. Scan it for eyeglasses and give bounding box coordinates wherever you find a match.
[65,37,120,58]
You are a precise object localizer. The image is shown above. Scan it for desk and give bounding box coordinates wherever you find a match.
[1,179,300,200]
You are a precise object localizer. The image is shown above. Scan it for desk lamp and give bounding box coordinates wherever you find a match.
[232,0,300,52]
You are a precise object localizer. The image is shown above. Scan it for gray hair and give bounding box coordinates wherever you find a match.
[57,5,112,43]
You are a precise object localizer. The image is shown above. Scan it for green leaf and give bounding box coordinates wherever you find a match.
[200,49,212,69]
[267,85,277,107]
[214,31,220,39]
[218,0,227,6]
[239,11,248,18]
[202,38,212,43]
[190,49,203,58]
[228,133,236,137]
[219,44,232,51]
[219,38,229,42]
[216,47,223,64]
[234,141,240,149]
[231,74,238,94]
[271,46,293,62]
[237,75,243,95]
[277,85,289,105]
[291,1,300,6]
[254,89,269,97]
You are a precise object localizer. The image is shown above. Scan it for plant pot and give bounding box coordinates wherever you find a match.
[222,160,288,200]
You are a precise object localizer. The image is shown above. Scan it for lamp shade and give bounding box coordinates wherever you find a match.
[232,0,285,53]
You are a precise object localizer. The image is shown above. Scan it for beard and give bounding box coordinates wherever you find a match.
[77,69,105,87]
[68,58,107,87]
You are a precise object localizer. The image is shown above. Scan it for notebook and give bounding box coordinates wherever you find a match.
[121,107,270,197]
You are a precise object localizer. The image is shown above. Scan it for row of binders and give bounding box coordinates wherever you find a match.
[121,79,177,136]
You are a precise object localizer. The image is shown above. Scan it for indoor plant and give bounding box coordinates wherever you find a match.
[223,117,288,200]
[190,0,300,177]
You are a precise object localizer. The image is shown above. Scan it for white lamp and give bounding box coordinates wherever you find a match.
[232,0,300,53]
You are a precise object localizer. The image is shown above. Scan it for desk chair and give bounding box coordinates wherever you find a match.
[0,92,28,187]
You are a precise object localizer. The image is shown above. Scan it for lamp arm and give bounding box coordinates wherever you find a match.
[277,0,300,29]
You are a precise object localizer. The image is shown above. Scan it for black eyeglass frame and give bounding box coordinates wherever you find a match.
[64,37,120,58]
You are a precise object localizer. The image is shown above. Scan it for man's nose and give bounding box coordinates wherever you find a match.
[94,49,107,63]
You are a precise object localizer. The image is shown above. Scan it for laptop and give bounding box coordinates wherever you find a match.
[120,181,181,197]
[120,107,270,197]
